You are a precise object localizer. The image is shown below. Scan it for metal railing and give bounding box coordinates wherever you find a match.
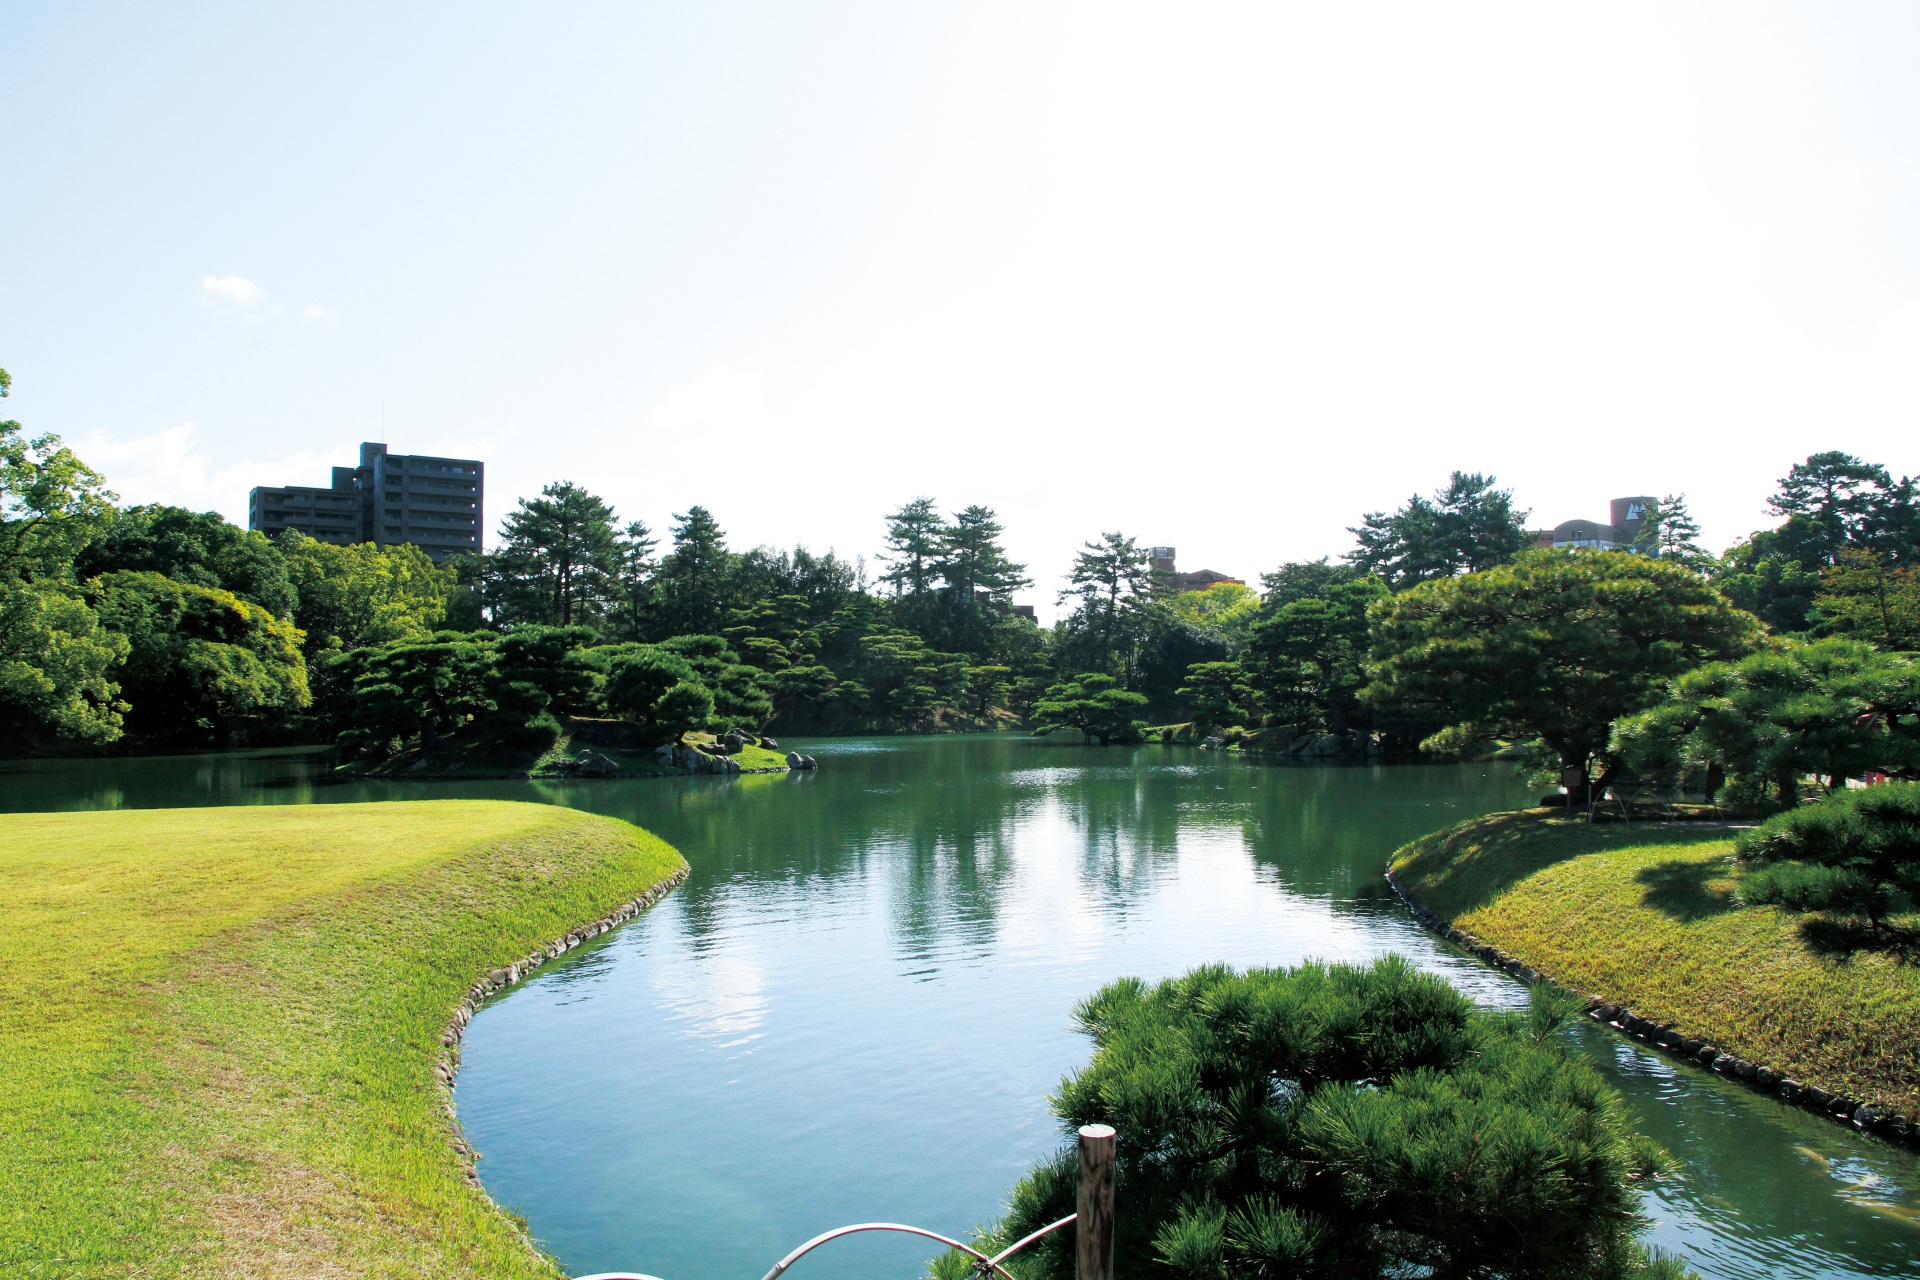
[576,1124,1117,1280]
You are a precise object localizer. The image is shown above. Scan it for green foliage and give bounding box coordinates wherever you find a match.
[0,388,116,585]
[1247,567,1387,737]
[277,530,454,653]
[658,633,774,727]
[601,645,712,741]
[1612,638,1920,808]
[340,633,496,758]
[1163,581,1259,645]
[1631,494,1712,571]
[967,959,1680,1280]
[1814,549,1920,650]
[652,506,736,637]
[880,497,944,601]
[1176,660,1254,733]
[1056,532,1160,682]
[1712,546,1823,636]
[1735,782,1920,926]
[89,571,309,745]
[486,481,624,627]
[0,579,129,743]
[1712,452,1920,633]
[1369,550,1761,786]
[1347,472,1529,590]
[1032,672,1148,744]
[934,504,1031,655]
[76,505,296,617]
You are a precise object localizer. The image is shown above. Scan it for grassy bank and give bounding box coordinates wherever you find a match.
[1,800,685,1279]
[1391,810,1920,1123]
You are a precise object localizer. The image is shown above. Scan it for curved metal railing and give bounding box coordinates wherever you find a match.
[573,1124,1116,1280]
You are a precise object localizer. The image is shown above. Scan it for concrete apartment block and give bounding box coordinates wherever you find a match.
[248,442,483,562]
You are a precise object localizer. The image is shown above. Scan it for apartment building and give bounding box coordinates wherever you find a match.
[248,442,483,562]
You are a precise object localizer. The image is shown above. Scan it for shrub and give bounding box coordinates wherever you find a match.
[1735,781,1920,927]
[945,958,1686,1280]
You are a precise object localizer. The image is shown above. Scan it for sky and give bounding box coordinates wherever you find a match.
[5,1,1920,619]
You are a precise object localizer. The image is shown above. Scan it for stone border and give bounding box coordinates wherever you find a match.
[1384,864,1920,1149]
[432,865,691,1187]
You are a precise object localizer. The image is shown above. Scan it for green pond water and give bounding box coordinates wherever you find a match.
[4,736,1917,1279]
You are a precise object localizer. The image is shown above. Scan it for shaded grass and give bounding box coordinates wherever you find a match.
[0,801,685,1278]
[1392,810,1920,1122]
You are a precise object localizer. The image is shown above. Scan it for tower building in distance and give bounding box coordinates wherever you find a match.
[248,442,483,562]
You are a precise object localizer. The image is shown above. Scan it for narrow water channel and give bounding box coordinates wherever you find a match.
[3,737,1915,1278]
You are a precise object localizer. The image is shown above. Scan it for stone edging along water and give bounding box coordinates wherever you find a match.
[1383,865,1920,1150]
[432,864,691,1187]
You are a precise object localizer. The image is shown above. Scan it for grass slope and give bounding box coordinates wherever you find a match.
[1,800,685,1279]
[1392,810,1920,1122]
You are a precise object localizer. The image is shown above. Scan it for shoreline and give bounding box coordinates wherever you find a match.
[2,801,688,1279]
[437,863,690,1189]
[1384,812,1920,1149]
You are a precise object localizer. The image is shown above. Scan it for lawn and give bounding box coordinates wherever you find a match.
[1391,810,1920,1125]
[0,800,685,1279]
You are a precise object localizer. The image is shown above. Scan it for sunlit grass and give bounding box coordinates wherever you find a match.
[0,800,684,1279]
[1392,810,1920,1122]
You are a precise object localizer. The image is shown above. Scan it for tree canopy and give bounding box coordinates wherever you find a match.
[1347,472,1529,590]
[1612,638,1920,808]
[1367,550,1761,789]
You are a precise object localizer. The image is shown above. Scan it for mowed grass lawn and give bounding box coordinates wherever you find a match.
[0,800,684,1280]
[1392,810,1920,1123]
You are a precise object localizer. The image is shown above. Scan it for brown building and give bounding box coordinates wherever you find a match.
[1149,547,1244,594]
[1526,496,1656,551]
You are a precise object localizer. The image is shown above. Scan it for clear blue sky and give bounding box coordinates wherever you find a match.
[6,2,1920,614]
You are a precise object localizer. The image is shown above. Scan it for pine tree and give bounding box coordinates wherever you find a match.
[651,506,735,637]
[935,504,1030,659]
[878,497,943,601]
[488,482,622,627]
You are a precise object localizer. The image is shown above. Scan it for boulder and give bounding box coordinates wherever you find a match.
[761,737,779,751]
[654,744,675,762]
[1778,1079,1802,1101]
[719,732,745,755]
[787,751,806,769]
[576,751,619,777]
[1853,1104,1880,1129]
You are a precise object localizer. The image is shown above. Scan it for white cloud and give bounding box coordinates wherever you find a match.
[304,304,336,323]
[79,423,351,525]
[200,274,265,304]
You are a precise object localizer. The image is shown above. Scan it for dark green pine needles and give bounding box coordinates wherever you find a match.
[947,957,1691,1280]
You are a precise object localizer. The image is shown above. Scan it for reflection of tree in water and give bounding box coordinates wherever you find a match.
[540,742,1533,960]
[1231,760,1533,905]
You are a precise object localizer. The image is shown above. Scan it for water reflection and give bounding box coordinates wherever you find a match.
[2,738,1915,1279]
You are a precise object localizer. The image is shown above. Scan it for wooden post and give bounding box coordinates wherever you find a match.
[1076,1124,1115,1280]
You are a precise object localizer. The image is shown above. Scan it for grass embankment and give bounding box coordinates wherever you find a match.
[1391,810,1920,1122]
[1,800,685,1279]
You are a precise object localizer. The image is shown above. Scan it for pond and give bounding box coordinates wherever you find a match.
[3,736,1916,1279]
